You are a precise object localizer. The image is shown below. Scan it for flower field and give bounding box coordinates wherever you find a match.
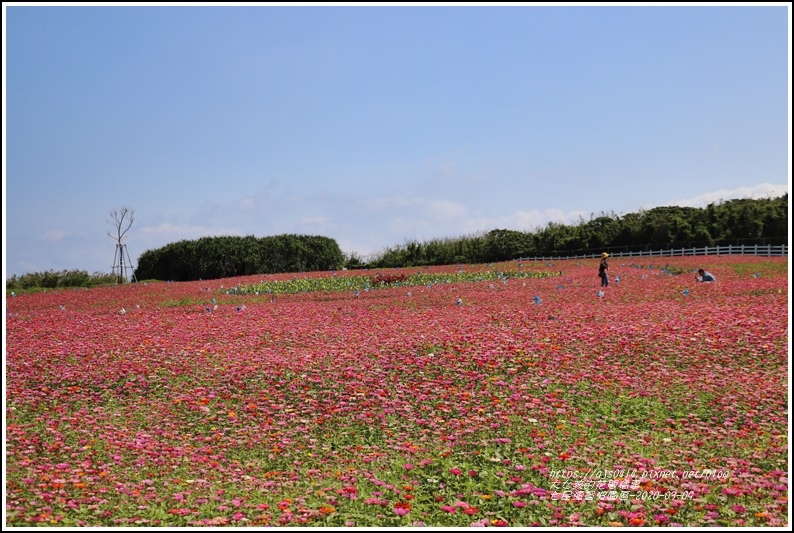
[4,256,789,527]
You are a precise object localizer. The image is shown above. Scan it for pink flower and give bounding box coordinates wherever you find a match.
[449,468,463,476]
[394,502,411,516]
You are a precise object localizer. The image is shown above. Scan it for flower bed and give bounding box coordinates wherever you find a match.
[5,257,788,526]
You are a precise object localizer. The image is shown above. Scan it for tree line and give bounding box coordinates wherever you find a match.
[6,270,118,292]
[6,195,788,289]
[133,234,346,281]
[366,195,788,268]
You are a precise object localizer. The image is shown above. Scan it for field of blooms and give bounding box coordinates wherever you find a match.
[4,256,789,527]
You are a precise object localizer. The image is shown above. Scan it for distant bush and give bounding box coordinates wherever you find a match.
[6,270,120,292]
[343,252,366,270]
[134,234,346,282]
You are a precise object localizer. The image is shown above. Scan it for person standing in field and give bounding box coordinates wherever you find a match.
[598,252,609,287]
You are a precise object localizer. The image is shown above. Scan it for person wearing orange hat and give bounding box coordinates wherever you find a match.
[598,252,609,287]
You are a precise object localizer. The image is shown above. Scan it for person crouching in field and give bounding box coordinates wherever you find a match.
[696,268,716,282]
[598,252,609,287]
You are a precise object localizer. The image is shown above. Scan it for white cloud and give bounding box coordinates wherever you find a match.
[423,199,469,220]
[670,183,789,209]
[7,257,46,277]
[365,196,422,209]
[344,194,592,252]
[41,230,71,242]
[470,209,589,232]
[437,208,589,239]
[139,223,237,240]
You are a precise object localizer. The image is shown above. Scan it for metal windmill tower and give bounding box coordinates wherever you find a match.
[108,207,138,283]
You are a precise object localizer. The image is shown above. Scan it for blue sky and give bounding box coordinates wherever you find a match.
[3,4,791,278]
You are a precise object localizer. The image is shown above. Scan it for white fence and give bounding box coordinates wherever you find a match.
[518,244,788,262]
